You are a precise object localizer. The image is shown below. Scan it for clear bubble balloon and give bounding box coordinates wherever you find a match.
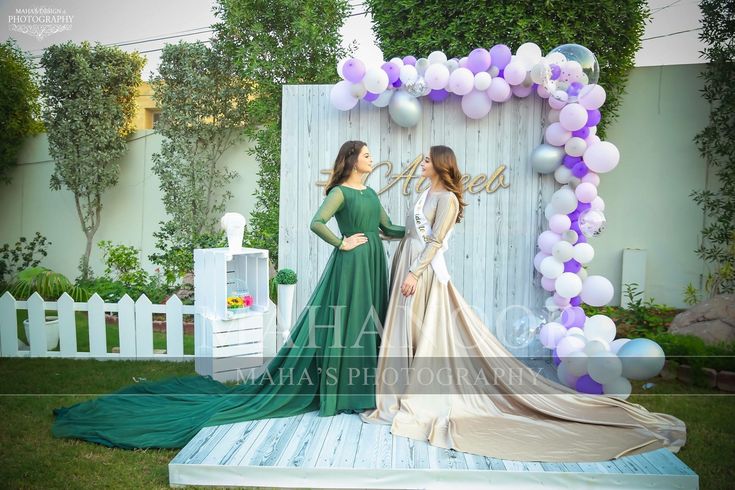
[579,209,606,238]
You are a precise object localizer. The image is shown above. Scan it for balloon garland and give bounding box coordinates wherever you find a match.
[331,43,666,399]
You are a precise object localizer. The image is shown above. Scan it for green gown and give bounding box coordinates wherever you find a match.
[51,184,405,449]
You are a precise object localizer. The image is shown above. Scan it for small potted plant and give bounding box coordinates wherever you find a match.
[274,268,297,340]
[9,266,89,350]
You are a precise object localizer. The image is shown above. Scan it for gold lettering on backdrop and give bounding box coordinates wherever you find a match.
[316,154,510,195]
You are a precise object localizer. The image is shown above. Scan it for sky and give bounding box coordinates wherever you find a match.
[1,0,707,80]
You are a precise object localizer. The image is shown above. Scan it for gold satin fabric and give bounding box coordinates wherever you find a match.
[360,191,687,462]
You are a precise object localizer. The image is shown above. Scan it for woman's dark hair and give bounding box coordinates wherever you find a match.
[429,145,468,223]
[325,140,367,195]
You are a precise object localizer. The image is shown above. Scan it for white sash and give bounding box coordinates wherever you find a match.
[413,188,453,284]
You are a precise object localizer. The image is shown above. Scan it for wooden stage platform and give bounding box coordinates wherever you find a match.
[169,410,698,489]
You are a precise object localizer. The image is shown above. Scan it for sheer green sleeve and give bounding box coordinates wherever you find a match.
[309,187,345,248]
[408,193,459,278]
[379,201,406,238]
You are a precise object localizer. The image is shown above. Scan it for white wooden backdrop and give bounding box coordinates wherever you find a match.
[278,85,555,357]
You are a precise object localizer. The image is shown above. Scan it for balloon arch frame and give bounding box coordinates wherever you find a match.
[329,42,665,399]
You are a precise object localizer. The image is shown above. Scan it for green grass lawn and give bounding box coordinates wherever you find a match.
[0,358,732,489]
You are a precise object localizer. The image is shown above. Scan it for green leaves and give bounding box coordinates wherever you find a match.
[0,39,43,185]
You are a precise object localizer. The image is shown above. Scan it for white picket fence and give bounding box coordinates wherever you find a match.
[0,290,196,361]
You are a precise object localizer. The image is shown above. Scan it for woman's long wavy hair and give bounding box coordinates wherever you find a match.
[429,145,467,223]
[324,140,367,195]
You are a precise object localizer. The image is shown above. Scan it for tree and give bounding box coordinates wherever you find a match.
[148,41,251,283]
[364,0,649,137]
[688,0,735,300]
[39,41,145,280]
[0,39,43,184]
[213,0,352,267]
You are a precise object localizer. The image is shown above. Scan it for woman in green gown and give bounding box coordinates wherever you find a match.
[51,140,406,449]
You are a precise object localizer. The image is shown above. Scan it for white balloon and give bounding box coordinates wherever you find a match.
[556,362,580,388]
[588,352,623,384]
[581,275,614,307]
[554,165,573,185]
[584,314,617,343]
[566,327,585,337]
[372,88,393,108]
[577,267,588,281]
[573,242,595,264]
[610,338,631,354]
[544,203,555,220]
[428,50,448,64]
[363,67,389,93]
[551,186,578,214]
[540,256,564,279]
[540,322,567,348]
[389,57,404,67]
[590,196,605,211]
[602,376,632,399]
[551,240,574,262]
[474,71,492,91]
[584,339,610,355]
[399,64,418,84]
[349,81,367,98]
[582,171,601,186]
[565,350,589,376]
[565,137,587,157]
[516,42,543,70]
[555,272,583,298]
[556,335,586,358]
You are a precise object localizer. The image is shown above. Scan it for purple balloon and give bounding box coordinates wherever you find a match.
[576,234,587,243]
[553,348,561,366]
[467,47,492,74]
[560,308,576,327]
[576,375,604,395]
[572,126,590,139]
[563,155,582,168]
[571,161,589,178]
[564,258,582,273]
[497,68,504,79]
[570,295,582,306]
[576,201,591,211]
[572,306,586,327]
[343,58,366,83]
[381,62,400,84]
[392,79,402,88]
[489,44,512,69]
[403,56,417,66]
[550,64,561,80]
[567,82,584,97]
[586,109,601,127]
[428,89,449,102]
[570,220,581,234]
[568,209,580,220]
[363,91,379,102]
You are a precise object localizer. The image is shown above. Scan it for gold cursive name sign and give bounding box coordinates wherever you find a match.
[316,154,510,195]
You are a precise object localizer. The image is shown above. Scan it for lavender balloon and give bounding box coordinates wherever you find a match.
[403,55,417,66]
[553,349,561,366]
[572,127,590,139]
[570,295,582,306]
[342,58,366,83]
[467,47,492,74]
[363,91,379,102]
[563,155,582,169]
[382,62,401,84]
[564,259,582,273]
[586,109,601,127]
[550,64,561,80]
[489,44,512,69]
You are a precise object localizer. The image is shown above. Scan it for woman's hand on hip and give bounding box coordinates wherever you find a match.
[340,233,368,251]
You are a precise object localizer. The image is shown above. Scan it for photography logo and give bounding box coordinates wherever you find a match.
[8,5,74,41]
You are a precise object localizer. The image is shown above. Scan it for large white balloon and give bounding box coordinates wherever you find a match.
[573,242,595,264]
[588,352,623,384]
[556,335,586,358]
[555,272,583,298]
[584,314,617,343]
[330,81,359,110]
[363,67,389,94]
[540,256,564,279]
[399,64,418,84]
[540,322,567,348]
[583,141,620,173]
[581,275,614,306]
[551,240,574,262]
[551,186,578,214]
[617,338,666,380]
[602,376,632,399]
[565,350,589,377]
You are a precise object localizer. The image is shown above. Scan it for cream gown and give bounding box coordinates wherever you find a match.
[360,190,687,462]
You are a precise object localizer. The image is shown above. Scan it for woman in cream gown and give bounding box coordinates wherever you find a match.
[360,145,687,462]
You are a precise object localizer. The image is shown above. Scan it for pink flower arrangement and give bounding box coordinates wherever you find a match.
[242,294,253,307]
